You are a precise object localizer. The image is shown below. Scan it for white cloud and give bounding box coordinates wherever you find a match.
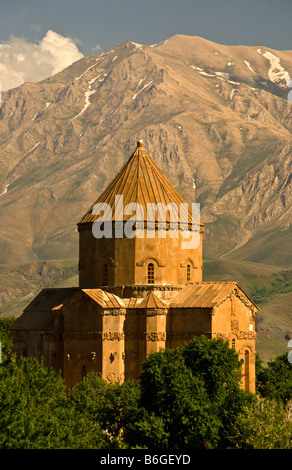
[0,30,84,91]
[30,24,42,33]
[91,43,102,52]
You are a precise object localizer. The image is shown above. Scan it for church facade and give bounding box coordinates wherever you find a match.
[10,141,258,391]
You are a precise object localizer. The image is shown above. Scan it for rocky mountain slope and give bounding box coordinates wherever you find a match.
[0,34,291,268]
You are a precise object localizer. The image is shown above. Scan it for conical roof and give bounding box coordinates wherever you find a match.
[78,140,201,226]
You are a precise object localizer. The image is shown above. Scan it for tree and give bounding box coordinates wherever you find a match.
[69,373,141,447]
[182,335,254,444]
[229,397,292,449]
[128,336,253,449]
[139,346,220,448]
[256,353,292,404]
[0,357,107,449]
[0,317,15,363]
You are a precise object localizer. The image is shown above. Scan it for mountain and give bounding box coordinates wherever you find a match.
[0,34,292,360]
[0,34,291,265]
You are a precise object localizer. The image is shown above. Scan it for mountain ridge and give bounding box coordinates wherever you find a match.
[0,34,291,268]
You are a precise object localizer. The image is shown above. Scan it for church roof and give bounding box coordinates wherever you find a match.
[137,291,168,309]
[10,283,258,333]
[10,288,126,331]
[170,282,258,309]
[82,289,126,308]
[10,288,79,331]
[78,140,201,226]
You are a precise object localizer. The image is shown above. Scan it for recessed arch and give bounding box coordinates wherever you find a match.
[136,256,165,267]
[96,255,118,267]
[180,257,196,268]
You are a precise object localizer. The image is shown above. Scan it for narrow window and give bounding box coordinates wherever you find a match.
[81,365,87,379]
[244,350,250,392]
[102,263,109,286]
[148,263,154,284]
[187,264,191,282]
[232,338,236,349]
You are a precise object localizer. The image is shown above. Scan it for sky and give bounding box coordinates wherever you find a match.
[0,0,292,90]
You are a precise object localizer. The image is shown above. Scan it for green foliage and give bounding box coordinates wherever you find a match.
[0,357,107,449]
[256,353,292,404]
[0,317,15,362]
[182,336,255,445]
[69,373,141,447]
[137,346,221,449]
[182,335,243,394]
[229,397,292,449]
[126,336,253,449]
[1,314,292,450]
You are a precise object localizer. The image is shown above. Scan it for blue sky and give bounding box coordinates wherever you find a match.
[1,0,292,55]
[1,0,292,90]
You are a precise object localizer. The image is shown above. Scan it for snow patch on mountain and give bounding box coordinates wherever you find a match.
[191,65,242,87]
[259,50,291,86]
[132,80,153,100]
[32,102,51,121]
[75,58,101,81]
[138,77,147,86]
[0,184,9,197]
[244,60,256,74]
[230,89,236,100]
[74,82,97,118]
[215,71,230,80]
[199,71,215,77]
[132,42,143,49]
[88,74,103,85]
[190,65,204,72]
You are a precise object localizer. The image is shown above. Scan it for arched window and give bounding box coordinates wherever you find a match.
[102,263,109,286]
[232,338,236,349]
[148,263,154,284]
[187,264,191,282]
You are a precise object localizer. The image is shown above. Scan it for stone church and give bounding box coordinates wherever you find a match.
[10,140,258,392]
